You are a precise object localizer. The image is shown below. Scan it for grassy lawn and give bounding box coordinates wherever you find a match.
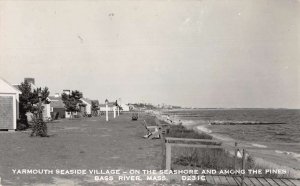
[0,113,164,185]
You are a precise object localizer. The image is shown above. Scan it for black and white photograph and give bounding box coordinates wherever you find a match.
[0,0,299,185]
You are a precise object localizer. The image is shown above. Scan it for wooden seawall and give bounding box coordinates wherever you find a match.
[205,175,300,186]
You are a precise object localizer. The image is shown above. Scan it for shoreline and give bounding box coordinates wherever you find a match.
[154,112,300,178]
[194,123,300,178]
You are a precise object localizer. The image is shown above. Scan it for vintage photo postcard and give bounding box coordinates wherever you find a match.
[0,0,299,185]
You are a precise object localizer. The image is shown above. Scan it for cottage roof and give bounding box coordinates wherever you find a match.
[12,84,21,91]
[0,78,22,94]
[81,98,92,105]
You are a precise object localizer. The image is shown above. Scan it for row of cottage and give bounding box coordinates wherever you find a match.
[0,77,130,131]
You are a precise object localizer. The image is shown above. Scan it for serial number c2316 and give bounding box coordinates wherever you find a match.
[181,175,206,181]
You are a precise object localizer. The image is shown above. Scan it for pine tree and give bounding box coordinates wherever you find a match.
[91,101,99,116]
[18,81,34,127]
[18,81,50,128]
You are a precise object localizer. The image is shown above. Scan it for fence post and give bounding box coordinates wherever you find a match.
[165,143,171,170]
[234,142,237,169]
[161,134,166,169]
[156,117,166,169]
[241,149,246,186]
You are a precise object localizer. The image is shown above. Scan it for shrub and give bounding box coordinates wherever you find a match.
[166,125,212,140]
[166,124,245,171]
[173,148,236,170]
[17,119,28,130]
[30,117,49,137]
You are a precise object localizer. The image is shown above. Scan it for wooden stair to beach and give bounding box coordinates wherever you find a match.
[205,175,300,186]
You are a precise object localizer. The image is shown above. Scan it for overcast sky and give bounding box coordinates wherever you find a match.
[0,0,299,108]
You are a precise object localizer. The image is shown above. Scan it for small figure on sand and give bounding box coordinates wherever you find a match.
[237,149,242,158]
[237,149,249,159]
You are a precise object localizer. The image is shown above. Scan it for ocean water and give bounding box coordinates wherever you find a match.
[162,109,300,154]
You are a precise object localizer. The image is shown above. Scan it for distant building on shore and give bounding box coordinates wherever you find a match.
[120,104,130,111]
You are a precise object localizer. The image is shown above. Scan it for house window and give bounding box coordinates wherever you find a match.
[50,107,53,112]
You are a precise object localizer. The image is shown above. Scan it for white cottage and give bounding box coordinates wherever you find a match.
[120,104,130,111]
[0,78,21,131]
[81,98,92,115]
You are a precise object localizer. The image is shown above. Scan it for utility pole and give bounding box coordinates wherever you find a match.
[105,99,109,122]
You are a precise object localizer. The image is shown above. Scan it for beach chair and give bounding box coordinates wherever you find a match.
[143,120,170,139]
[142,120,161,139]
